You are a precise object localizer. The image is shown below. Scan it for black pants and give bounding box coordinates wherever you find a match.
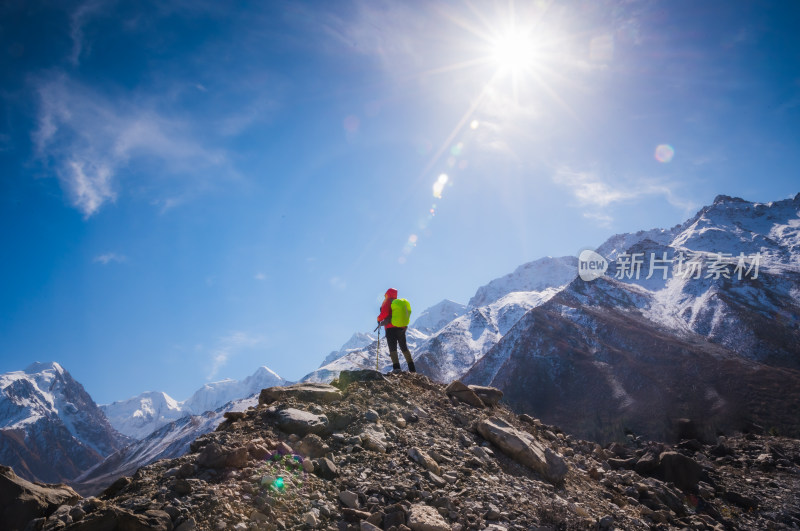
[385,327,414,368]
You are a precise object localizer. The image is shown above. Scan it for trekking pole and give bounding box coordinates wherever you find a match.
[375,325,380,371]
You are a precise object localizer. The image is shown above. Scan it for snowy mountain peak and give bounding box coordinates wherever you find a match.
[318,332,377,368]
[248,366,282,381]
[24,361,65,375]
[468,255,578,308]
[0,363,129,484]
[712,194,749,205]
[101,365,287,440]
[411,299,467,335]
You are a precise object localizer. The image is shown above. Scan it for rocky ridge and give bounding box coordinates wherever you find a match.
[8,372,799,531]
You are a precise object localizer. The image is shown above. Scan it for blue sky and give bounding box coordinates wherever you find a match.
[1,0,798,404]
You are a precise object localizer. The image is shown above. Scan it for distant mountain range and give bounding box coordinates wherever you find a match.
[100,366,286,439]
[299,193,800,442]
[0,363,285,489]
[1,192,797,491]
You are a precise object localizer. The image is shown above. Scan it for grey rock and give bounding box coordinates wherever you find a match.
[317,457,339,480]
[0,465,80,531]
[408,447,441,475]
[467,385,503,406]
[197,442,249,469]
[445,381,485,408]
[407,503,450,531]
[476,416,567,483]
[259,383,343,405]
[295,433,330,458]
[333,370,388,390]
[657,451,703,491]
[271,408,330,437]
[339,490,360,509]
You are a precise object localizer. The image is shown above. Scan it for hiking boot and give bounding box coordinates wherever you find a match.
[408,360,416,373]
[390,363,402,374]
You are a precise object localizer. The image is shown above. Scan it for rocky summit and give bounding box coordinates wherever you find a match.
[6,372,800,530]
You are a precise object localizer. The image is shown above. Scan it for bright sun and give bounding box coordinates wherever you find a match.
[490,28,539,73]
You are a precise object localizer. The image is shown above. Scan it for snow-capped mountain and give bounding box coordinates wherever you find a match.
[414,290,561,383]
[101,366,286,440]
[318,332,377,368]
[302,329,429,382]
[99,391,186,441]
[468,256,578,308]
[464,193,800,443]
[74,395,258,495]
[304,260,574,383]
[0,362,130,484]
[410,299,467,335]
[182,366,285,415]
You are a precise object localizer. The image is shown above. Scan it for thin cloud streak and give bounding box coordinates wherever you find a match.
[93,252,127,265]
[69,0,107,66]
[553,167,697,220]
[32,74,228,218]
[206,331,264,380]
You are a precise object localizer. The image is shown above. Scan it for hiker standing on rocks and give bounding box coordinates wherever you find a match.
[377,288,416,373]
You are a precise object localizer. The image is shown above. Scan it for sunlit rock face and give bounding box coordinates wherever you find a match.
[0,363,130,484]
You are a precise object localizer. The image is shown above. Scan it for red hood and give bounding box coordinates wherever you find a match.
[385,288,398,299]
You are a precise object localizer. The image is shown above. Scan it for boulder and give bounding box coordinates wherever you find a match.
[0,465,81,531]
[657,451,703,491]
[445,381,485,408]
[476,417,567,483]
[407,503,450,531]
[317,458,339,480]
[333,370,388,390]
[259,383,342,405]
[197,442,250,469]
[269,408,330,436]
[295,433,330,458]
[468,385,503,406]
[408,447,441,475]
[634,450,661,475]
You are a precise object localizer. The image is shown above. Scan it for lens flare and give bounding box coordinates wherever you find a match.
[343,115,360,133]
[433,174,449,198]
[470,120,480,130]
[450,142,464,156]
[655,144,675,163]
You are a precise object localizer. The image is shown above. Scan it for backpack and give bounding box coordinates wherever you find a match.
[390,298,412,327]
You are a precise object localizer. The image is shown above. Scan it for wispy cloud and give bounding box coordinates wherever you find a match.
[69,0,107,66]
[32,74,228,218]
[207,331,264,380]
[553,166,697,222]
[93,252,127,265]
[582,212,613,228]
[329,276,347,291]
